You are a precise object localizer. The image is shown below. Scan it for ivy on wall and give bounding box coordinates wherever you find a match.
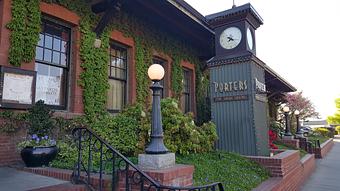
[79,21,110,120]
[7,0,41,67]
[7,0,211,123]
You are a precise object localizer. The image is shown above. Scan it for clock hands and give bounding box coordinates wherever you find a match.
[227,36,234,42]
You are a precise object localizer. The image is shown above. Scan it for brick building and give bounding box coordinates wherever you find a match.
[0,0,296,164]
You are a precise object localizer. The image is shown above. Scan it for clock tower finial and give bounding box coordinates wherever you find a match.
[232,0,236,8]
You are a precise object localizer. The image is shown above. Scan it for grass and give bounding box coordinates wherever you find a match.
[273,141,308,158]
[51,151,269,191]
[306,134,329,145]
[176,152,269,191]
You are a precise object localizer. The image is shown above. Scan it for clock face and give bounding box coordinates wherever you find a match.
[219,27,242,49]
[247,28,253,50]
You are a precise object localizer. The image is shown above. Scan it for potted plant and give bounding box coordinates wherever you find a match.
[18,100,58,167]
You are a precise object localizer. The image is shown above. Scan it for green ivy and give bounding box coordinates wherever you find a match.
[7,0,211,124]
[135,37,151,103]
[79,21,109,121]
[7,0,41,66]
[171,55,184,99]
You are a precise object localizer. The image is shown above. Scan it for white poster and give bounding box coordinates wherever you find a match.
[2,73,33,104]
[35,75,61,105]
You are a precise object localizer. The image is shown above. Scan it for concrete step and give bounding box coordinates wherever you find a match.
[0,167,87,191]
[29,183,88,191]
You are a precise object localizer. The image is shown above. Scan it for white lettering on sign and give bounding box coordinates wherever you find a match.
[35,75,61,105]
[255,78,266,93]
[213,80,248,93]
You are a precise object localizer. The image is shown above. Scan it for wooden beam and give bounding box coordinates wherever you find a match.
[94,0,123,37]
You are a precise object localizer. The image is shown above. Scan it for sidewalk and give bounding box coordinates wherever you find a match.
[301,136,340,191]
[0,167,67,191]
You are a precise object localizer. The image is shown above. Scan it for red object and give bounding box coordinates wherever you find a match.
[268,130,278,149]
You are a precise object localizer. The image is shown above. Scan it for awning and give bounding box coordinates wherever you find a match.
[91,0,215,59]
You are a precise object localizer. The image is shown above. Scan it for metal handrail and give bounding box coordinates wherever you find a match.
[71,126,224,191]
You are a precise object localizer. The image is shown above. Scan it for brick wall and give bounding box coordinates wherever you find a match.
[21,165,194,191]
[251,151,316,191]
[314,138,334,158]
[0,118,27,166]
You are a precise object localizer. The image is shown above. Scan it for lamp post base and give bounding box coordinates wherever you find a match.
[138,153,175,170]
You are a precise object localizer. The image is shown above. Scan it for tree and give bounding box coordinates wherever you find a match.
[281,92,319,132]
[327,98,340,124]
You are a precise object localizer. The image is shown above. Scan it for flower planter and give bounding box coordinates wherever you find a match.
[21,146,58,167]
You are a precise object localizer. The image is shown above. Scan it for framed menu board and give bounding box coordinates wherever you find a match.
[0,66,36,109]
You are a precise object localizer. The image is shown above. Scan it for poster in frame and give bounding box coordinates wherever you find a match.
[0,66,36,109]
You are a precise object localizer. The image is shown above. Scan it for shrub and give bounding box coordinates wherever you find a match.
[160,98,217,154]
[313,127,330,137]
[0,111,27,134]
[336,126,340,134]
[27,100,55,137]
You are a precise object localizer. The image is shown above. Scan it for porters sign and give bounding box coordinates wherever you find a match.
[213,80,248,93]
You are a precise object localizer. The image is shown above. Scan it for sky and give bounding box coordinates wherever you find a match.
[185,0,340,119]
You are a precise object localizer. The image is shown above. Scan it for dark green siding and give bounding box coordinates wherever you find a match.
[210,61,269,156]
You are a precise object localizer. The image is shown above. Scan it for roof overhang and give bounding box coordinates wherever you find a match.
[208,54,297,94]
[206,3,263,29]
[91,0,215,59]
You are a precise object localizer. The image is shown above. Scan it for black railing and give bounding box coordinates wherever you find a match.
[71,127,224,191]
[297,137,321,154]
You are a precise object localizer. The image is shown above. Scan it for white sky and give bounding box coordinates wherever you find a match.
[185,0,340,119]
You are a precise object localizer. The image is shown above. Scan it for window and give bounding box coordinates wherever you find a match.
[107,43,128,112]
[35,19,70,109]
[152,57,168,98]
[181,69,192,113]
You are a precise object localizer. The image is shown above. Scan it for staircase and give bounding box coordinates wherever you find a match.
[71,127,224,191]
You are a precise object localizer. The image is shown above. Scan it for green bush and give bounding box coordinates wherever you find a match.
[161,98,217,154]
[27,100,55,137]
[0,111,27,133]
[313,127,330,137]
[336,126,340,134]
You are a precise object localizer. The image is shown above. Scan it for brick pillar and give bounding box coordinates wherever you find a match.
[118,164,194,191]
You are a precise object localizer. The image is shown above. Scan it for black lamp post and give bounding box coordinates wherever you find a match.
[295,110,303,136]
[145,64,168,154]
[283,106,292,136]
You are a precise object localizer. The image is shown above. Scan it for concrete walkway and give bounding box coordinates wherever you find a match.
[301,136,340,191]
[0,167,67,191]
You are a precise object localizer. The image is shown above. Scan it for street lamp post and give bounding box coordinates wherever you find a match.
[145,64,169,154]
[295,110,303,136]
[283,106,292,137]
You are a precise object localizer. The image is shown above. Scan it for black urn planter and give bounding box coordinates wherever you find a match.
[21,146,58,167]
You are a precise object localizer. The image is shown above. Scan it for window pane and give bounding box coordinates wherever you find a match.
[61,41,67,52]
[52,51,60,65]
[45,35,52,49]
[60,53,67,66]
[38,34,44,47]
[44,49,52,62]
[107,79,125,111]
[53,38,61,51]
[35,63,65,106]
[35,47,43,60]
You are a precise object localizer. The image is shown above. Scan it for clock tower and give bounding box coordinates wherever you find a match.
[207,4,269,156]
[207,3,262,59]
